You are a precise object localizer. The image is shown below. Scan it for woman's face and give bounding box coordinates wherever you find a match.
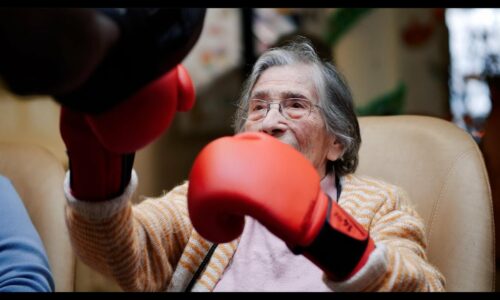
[243,64,343,178]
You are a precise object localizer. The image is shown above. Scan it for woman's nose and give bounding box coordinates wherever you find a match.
[260,105,287,136]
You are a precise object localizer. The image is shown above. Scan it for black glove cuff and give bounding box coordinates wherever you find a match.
[291,196,370,281]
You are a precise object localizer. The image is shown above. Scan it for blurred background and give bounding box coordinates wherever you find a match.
[1,8,499,291]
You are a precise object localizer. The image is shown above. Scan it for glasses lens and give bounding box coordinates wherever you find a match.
[248,99,268,121]
[282,98,311,119]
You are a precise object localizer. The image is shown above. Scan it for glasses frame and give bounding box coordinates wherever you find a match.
[245,98,322,122]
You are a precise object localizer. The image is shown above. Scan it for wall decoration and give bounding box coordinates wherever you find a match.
[182,9,243,92]
[176,9,244,135]
[401,9,445,48]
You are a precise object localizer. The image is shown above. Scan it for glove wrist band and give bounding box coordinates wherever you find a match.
[291,196,375,282]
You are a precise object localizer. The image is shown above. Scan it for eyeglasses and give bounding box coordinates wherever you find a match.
[246,98,321,122]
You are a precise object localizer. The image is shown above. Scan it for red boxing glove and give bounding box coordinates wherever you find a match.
[60,107,133,201]
[86,64,195,153]
[188,132,375,281]
[60,64,195,201]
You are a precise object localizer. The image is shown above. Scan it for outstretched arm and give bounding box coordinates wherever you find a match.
[65,178,194,291]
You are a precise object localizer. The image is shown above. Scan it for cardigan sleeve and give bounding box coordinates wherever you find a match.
[0,175,55,292]
[324,185,446,292]
[64,170,193,291]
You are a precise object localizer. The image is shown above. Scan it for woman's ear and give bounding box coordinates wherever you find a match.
[327,137,344,161]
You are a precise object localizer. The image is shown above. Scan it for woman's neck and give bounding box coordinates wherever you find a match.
[320,172,337,201]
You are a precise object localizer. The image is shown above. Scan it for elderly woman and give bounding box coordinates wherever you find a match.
[63,38,445,292]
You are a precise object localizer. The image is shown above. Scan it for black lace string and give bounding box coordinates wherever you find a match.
[184,243,218,292]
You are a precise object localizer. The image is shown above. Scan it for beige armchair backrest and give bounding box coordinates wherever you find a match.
[0,142,75,292]
[0,115,495,292]
[357,115,495,291]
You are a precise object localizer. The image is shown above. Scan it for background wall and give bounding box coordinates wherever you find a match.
[335,8,450,118]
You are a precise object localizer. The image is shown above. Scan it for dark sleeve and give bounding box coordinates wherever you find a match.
[0,175,55,292]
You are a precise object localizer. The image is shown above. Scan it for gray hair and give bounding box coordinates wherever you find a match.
[232,37,361,176]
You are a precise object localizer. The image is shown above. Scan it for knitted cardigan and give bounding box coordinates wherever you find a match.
[64,171,445,292]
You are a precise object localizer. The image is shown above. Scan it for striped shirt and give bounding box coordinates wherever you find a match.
[64,171,445,292]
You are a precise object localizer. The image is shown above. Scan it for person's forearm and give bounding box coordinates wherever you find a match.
[64,170,143,290]
[321,184,445,292]
[0,175,54,292]
[348,191,445,291]
[366,209,446,291]
[65,173,192,291]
